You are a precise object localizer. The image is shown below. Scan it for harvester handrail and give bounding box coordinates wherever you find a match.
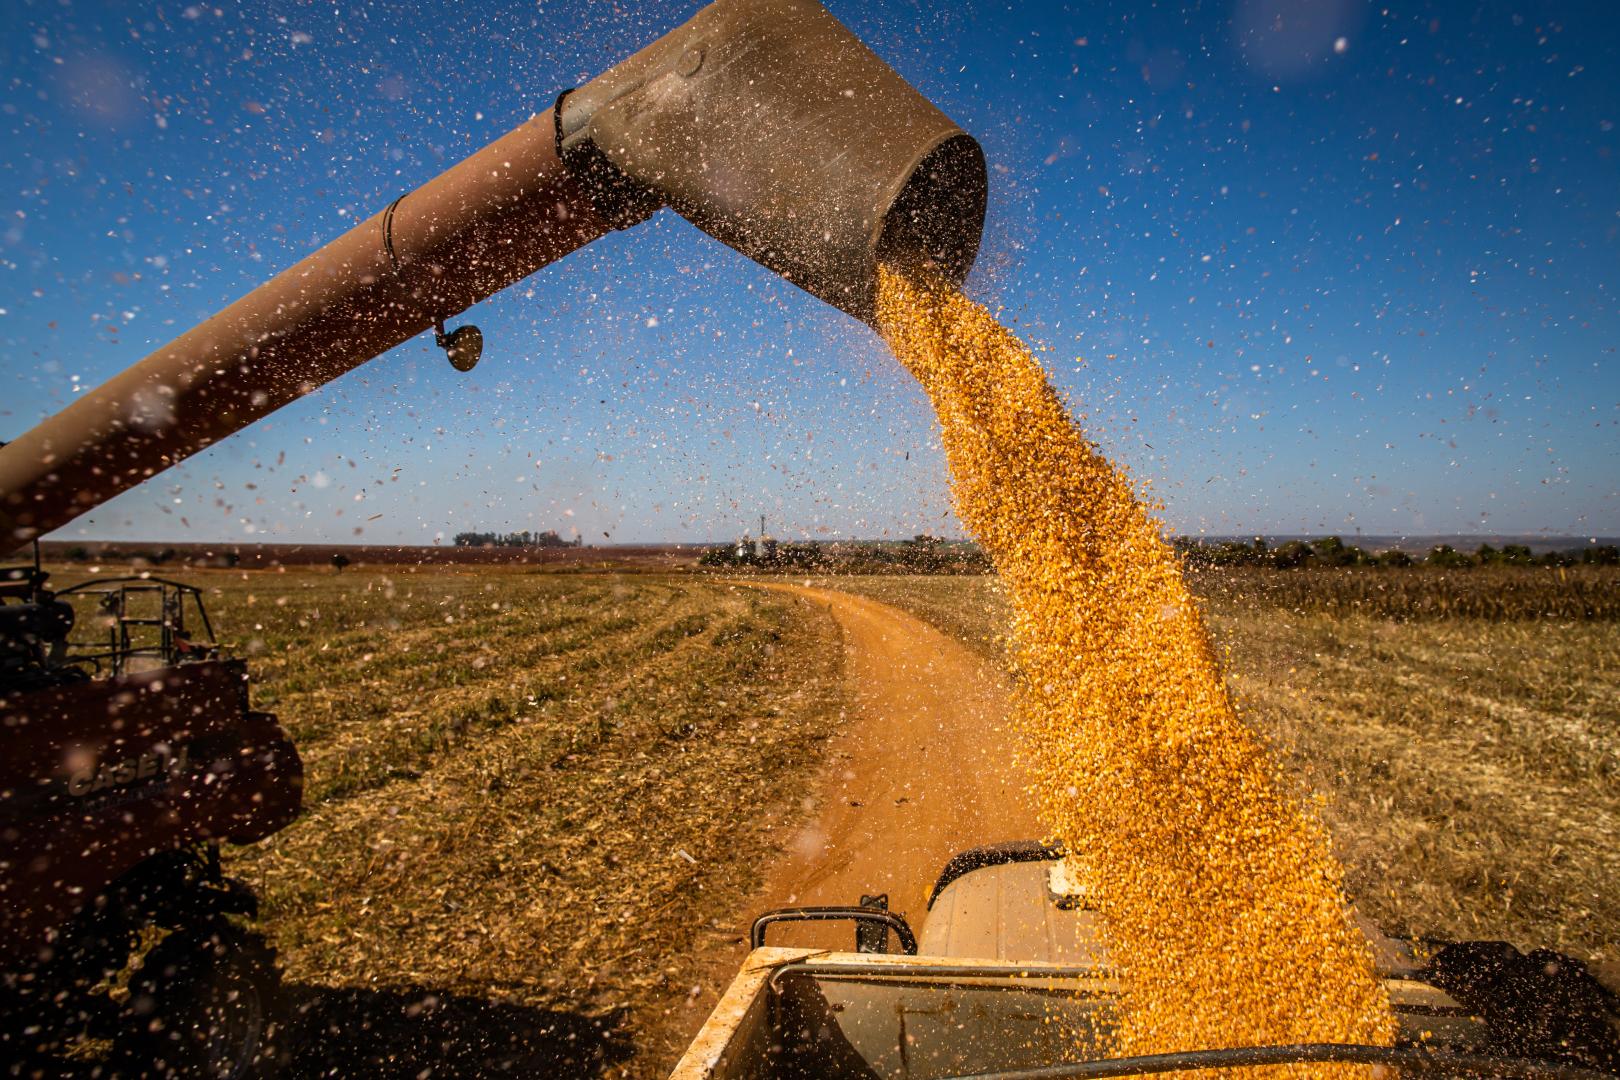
[938,1042,1618,1080]
[55,575,207,597]
[54,575,219,675]
[749,906,919,955]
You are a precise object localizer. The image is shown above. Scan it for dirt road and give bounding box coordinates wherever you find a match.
[742,582,1041,947]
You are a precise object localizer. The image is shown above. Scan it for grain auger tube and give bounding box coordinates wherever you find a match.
[0,0,987,548]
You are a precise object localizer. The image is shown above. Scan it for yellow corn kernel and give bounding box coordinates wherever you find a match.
[875,265,1396,1076]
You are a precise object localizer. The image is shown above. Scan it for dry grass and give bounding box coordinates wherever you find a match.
[1219,610,1618,963]
[47,564,846,1077]
[819,573,1620,971]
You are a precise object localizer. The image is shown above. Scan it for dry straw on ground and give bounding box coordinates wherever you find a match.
[876,267,1396,1067]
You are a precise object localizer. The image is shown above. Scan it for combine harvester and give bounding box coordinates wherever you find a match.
[0,0,1613,1076]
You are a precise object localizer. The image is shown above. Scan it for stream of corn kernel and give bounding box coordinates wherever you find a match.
[874,266,1396,1071]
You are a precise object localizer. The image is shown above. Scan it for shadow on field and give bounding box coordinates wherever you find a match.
[278,984,632,1078]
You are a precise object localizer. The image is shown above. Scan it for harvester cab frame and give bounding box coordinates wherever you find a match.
[55,575,221,677]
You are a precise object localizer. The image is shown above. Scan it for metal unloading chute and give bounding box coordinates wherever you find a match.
[0,0,986,547]
[559,0,986,322]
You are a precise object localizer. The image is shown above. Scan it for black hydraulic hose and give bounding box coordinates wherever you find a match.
[939,1043,1620,1080]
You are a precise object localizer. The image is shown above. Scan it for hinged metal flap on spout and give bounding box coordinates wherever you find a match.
[558,0,988,325]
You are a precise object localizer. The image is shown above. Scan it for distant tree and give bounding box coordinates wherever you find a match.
[1310,536,1369,567]
[783,541,824,568]
[1582,545,1619,566]
[1427,544,1471,568]
[903,535,946,572]
[1170,537,1204,564]
[1499,543,1535,566]
[1313,536,1346,559]
[331,552,351,573]
[697,546,733,567]
[1172,537,1273,567]
[1270,540,1314,569]
[1376,548,1414,568]
[453,529,574,548]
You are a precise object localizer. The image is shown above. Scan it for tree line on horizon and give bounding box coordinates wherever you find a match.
[34,533,1619,573]
[450,530,581,549]
[1171,535,1620,569]
[700,533,1620,575]
[699,534,992,574]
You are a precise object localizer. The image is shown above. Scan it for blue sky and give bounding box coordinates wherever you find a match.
[2,0,1616,545]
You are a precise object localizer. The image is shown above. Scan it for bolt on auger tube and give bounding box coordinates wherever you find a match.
[0,0,986,546]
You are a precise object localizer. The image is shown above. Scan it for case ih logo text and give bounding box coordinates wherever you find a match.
[64,745,190,798]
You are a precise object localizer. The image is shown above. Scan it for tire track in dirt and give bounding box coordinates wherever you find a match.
[742,582,1040,947]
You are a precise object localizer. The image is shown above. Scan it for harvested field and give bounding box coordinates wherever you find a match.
[34,560,1620,1072]
[45,564,846,1077]
[818,572,1620,975]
